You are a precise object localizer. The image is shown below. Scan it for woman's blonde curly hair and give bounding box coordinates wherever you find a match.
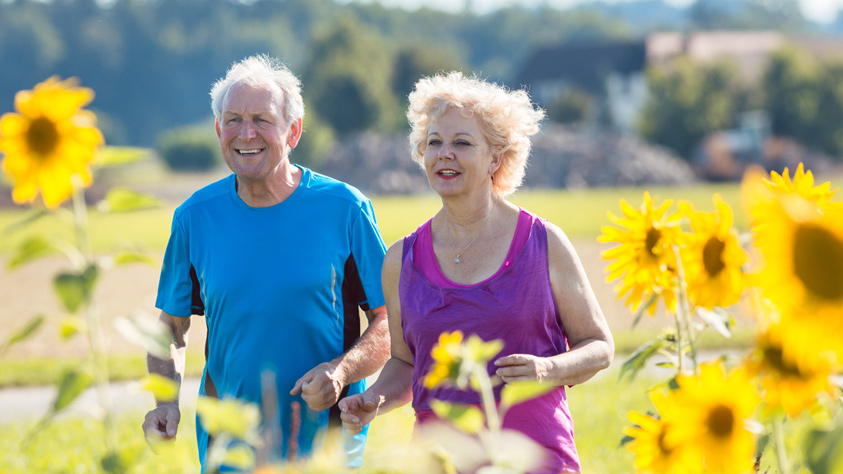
[407,71,545,197]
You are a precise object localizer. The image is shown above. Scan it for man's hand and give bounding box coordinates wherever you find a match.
[338,391,381,435]
[142,403,181,442]
[290,361,346,411]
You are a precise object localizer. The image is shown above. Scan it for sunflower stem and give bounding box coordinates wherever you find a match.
[773,417,790,474]
[71,178,117,452]
[672,245,698,375]
[673,309,685,375]
[475,365,501,434]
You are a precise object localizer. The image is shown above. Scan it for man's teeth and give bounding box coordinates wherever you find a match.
[439,170,458,176]
[239,149,261,155]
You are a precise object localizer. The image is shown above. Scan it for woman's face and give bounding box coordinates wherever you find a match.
[423,107,498,199]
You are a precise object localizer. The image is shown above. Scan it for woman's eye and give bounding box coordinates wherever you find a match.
[428,139,441,146]
[456,140,471,147]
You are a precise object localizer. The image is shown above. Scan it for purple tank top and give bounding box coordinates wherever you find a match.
[400,208,581,473]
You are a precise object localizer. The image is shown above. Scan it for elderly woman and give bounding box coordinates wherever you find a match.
[339,72,613,473]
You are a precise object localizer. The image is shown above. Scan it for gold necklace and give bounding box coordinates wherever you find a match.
[445,197,498,264]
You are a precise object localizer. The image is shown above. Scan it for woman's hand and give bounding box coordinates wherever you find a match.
[339,391,383,435]
[494,354,554,384]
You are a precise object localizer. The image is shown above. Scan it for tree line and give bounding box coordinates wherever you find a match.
[1,0,839,169]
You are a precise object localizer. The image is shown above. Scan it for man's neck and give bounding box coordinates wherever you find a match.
[236,164,302,208]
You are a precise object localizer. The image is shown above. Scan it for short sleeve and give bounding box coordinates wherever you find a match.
[349,199,387,310]
[155,213,203,317]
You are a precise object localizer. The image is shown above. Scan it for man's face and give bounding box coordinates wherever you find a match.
[215,81,299,183]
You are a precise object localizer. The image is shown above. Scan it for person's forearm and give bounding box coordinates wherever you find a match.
[147,345,187,406]
[333,312,390,385]
[365,357,415,415]
[547,338,614,386]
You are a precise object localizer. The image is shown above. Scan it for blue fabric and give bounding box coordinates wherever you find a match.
[156,166,386,472]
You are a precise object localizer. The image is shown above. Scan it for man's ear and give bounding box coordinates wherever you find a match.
[215,118,221,138]
[287,117,303,149]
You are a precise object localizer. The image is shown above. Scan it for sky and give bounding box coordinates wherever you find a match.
[342,0,843,24]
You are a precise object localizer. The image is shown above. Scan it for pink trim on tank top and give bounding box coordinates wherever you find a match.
[414,208,532,288]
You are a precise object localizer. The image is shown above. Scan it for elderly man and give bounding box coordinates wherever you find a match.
[142,55,390,471]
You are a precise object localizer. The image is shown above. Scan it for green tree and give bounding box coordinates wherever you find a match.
[302,15,400,137]
[546,88,594,125]
[392,44,464,105]
[638,57,744,159]
[762,46,821,144]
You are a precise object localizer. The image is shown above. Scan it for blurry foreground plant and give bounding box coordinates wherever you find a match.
[0,77,177,473]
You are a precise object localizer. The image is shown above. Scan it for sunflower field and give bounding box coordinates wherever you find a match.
[599,165,843,473]
[1,75,842,474]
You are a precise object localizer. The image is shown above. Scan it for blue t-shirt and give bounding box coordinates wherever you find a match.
[156,166,387,470]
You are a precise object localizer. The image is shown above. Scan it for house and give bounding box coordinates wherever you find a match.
[515,31,797,131]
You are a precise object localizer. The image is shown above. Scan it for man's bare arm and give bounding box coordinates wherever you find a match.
[142,311,191,440]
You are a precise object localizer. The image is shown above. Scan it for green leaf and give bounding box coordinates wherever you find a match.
[2,209,50,237]
[52,368,93,413]
[59,316,86,340]
[430,400,485,434]
[96,146,149,167]
[140,374,179,403]
[631,294,660,329]
[619,339,665,382]
[804,423,843,474]
[97,187,162,213]
[113,312,171,359]
[52,265,99,313]
[113,250,157,266]
[7,236,55,269]
[195,396,261,441]
[101,446,141,474]
[695,307,732,338]
[0,315,45,356]
[501,380,555,408]
[465,335,504,366]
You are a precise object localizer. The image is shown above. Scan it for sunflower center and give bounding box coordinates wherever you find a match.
[703,237,727,277]
[706,404,734,438]
[792,224,843,301]
[763,346,803,378]
[645,227,662,257]
[26,116,60,157]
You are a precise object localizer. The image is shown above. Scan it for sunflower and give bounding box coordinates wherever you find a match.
[764,163,839,209]
[746,176,843,365]
[424,331,465,389]
[745,322,837,417]
[672,362,759,474]
[599,192,683,316]
[624,390,702,474]
[0,76,103,208]
[678,196,747,310]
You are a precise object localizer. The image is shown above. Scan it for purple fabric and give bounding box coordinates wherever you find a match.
[399,208,581,473]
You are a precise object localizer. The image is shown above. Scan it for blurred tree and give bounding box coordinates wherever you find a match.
[303,15,400,136]
[546,88,594,125]
[638,57,744,159]
[157,124,222,172]
[762,46,821,145]
[392,44,464,104]
[293,100,336,168]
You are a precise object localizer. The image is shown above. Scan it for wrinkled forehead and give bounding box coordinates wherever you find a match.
[221,80,284,115]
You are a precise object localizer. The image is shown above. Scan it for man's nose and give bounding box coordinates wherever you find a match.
[239,120,257,140]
